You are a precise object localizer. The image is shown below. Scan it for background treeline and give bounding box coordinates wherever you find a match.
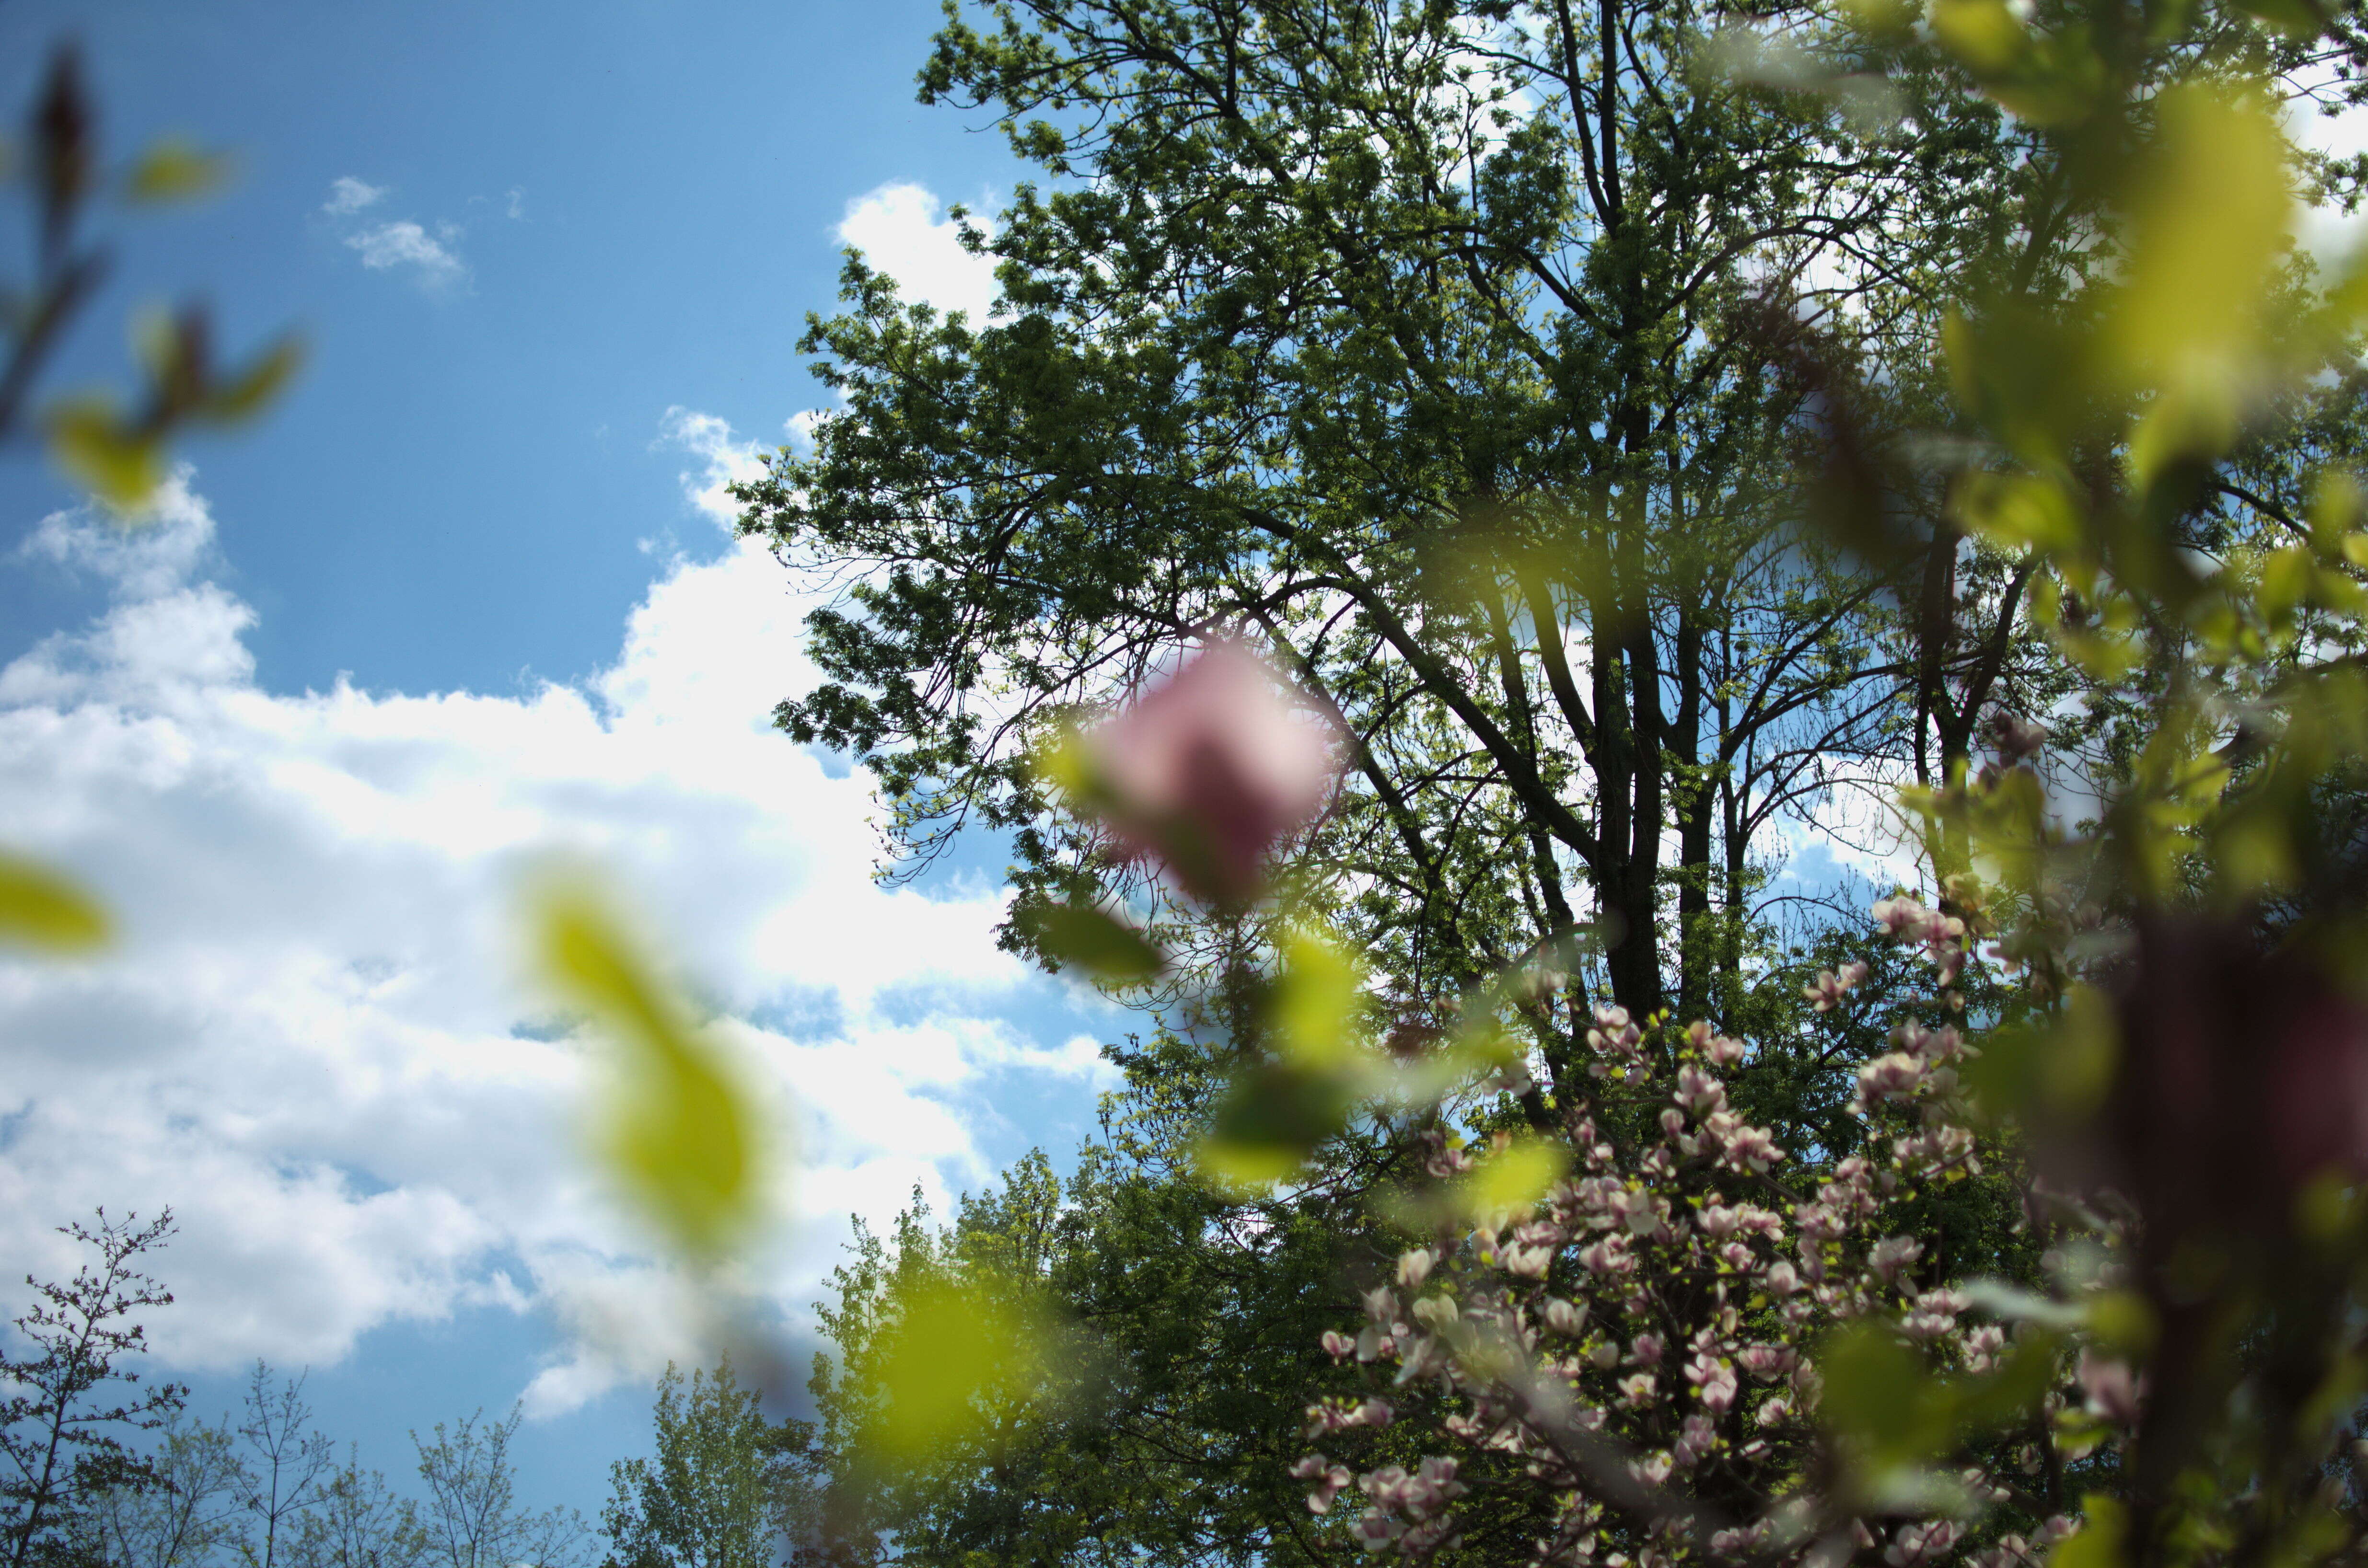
[0,1211,804,1568]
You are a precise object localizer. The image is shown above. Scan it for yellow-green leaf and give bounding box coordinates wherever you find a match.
[1273,927,1362,1068]
[1196,1059,1357,1193]
[124,139,228,203]
[0,853,110,951]
[47,399,164,509]
[2050,1496,2126,1568]
[868,1274,1049,1460]
[1927,0,2026,69]
[1464,1136,1569,1224]
[531,885,764,1258]
[2108,87,2290,481]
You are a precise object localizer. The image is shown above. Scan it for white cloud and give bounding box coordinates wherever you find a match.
[345,220,465,283]
[657,406,767,527]
[0,440,1113,1417]
[321,180,468,287]
[322,176,387,217]
[506,187,526,221]
[836,182,1000,323]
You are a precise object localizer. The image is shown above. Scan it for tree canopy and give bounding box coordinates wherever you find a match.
[743,0,2368,1564]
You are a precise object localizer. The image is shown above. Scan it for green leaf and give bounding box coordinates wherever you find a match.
[1033,900,1165,982]
[1463,1136,1569,1224]
[1196,1059,1356,1193]
[46,398,164,509]
[201,335,304,425]
[531,884,765,1258]
[124,140,229,203]
[2227,0,2325,38]
[2050,1496,2126,1568]
[1927,0,2026,69]
[0,853,110,951]
[868,1273,1050,1460]
[1272,927,1362,1068]
[1821,1324,1950,1466]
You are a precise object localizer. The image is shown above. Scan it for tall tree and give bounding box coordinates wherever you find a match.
[233,1365,332,1568]
[410,1412,583,1568]
[740,0,2061,1034]
[0,1210,186,1568]
[601,1358,800,1568]
[75,1414,249,1568]
[285,1455,423,1568]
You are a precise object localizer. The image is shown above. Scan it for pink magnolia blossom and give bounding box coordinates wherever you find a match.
[1869,1234,1924,1286]
[1687,1353,1740,1413]
[2078,1349,2145,1426]
[1542,1298,1587,1337]
[1080,639,1346,903]
[1804,961,1869,1012]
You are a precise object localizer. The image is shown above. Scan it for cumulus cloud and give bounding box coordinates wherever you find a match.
[321,180,467,287]
[322,176,387,217]
[0,444,1112,1417]
[658,406,767,527]
[345,219,465,283]
[836,182,1000,323]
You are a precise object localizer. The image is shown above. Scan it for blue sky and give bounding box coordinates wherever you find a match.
[0,0,1110,1531]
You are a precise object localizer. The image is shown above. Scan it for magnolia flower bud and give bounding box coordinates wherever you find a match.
[1076,639,1346,904]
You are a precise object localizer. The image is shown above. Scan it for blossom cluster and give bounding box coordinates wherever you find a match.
[1296,900,2099,1567]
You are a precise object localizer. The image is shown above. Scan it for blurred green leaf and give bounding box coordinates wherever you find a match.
[1964,983,2118,1123]
[1957,472,2083,555]
[531,884,764,1259]
[1032,900,1165,982]
[1823,1319,2063,1499]
[1273,927,1362,1068]
[1194,928,1373,1191]
[867,1273,1049,1461]
[46,397,163,509]
[2227,0,2325,38]
[2050,1495,2126,1568]
[123,139,228,204]
[1463,1136,1568,1224]
[1822,1324,1950,1468]
[2112,88,2289,485]
[0,852,109,951]
[1196,1058,1358,1193]
[1927,0,2026,69]
[201,334,303,424]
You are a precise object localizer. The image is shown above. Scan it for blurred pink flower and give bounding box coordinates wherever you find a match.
[1079,639,1347,904]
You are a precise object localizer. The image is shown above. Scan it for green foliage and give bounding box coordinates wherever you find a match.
[739,0,2052,1035]
[801,1125,1410,1568]
[737,0,2368,1559]
[409,1411,584,1568]
[77,1414,249,1568]
[602,1359,803,1568]
[286,1456,426,1568]
[0,1211,187,1568]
